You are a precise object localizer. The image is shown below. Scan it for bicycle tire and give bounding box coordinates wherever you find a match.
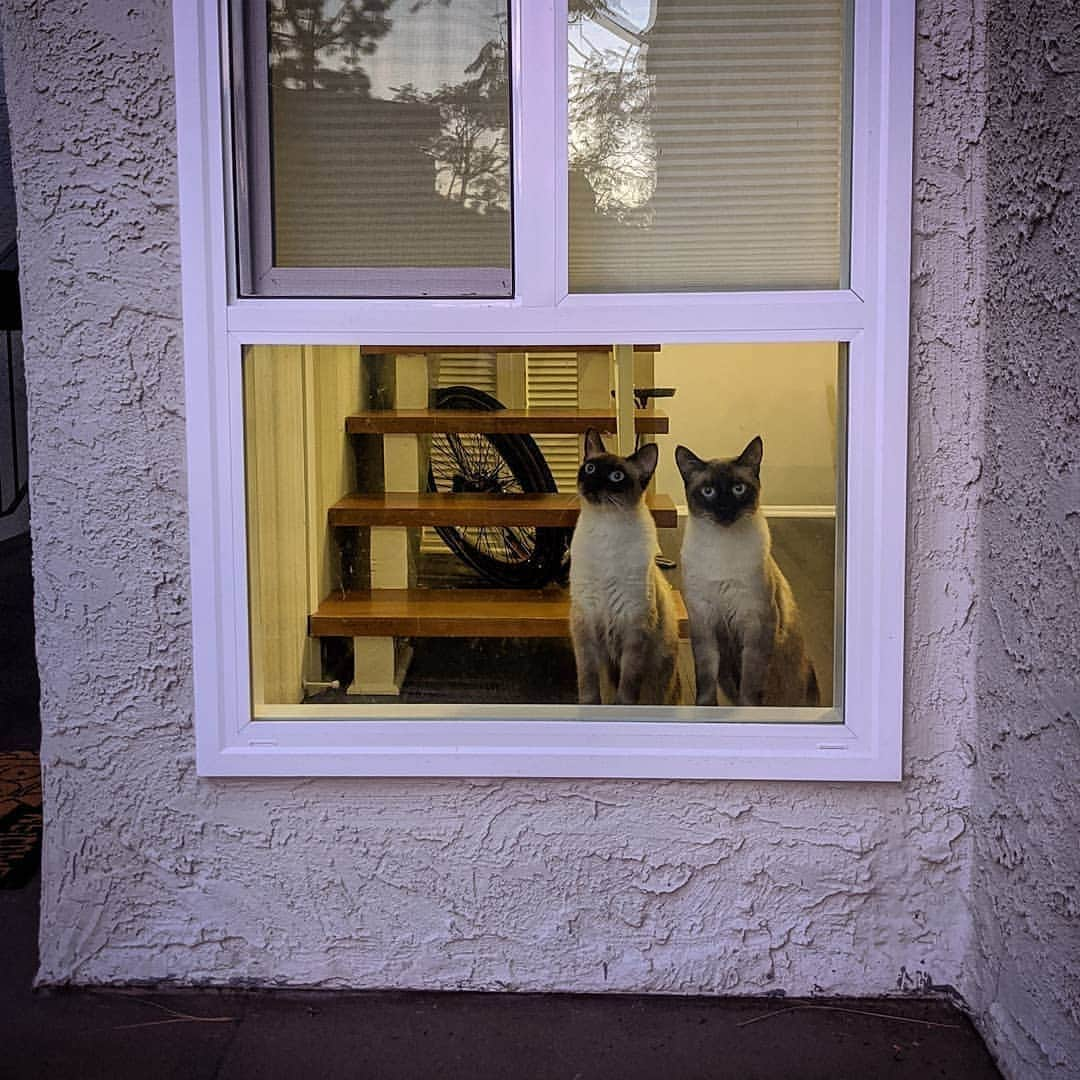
[426,385,570,588]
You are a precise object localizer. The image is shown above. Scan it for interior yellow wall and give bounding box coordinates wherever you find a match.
[653,343,839,508]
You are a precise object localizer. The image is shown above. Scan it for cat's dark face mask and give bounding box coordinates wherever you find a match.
[577,429,658,509]
[675,437,763,526]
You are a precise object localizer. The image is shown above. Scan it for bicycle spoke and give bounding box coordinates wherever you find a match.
[427,389,564,586]
[506,526,535,559]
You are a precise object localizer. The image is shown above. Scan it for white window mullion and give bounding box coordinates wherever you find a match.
[512,0,561,308]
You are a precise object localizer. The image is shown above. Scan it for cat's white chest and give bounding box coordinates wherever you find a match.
[681,514,770,619]
[570,506,656,628]
[682,514,767,579]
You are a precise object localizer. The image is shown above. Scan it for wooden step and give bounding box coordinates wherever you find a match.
[328,492,678,529]
[310,588,690,639]
[345,408,669,436]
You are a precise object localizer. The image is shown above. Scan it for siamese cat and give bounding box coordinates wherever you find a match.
[676,436,820,708]
[569,430,681,706]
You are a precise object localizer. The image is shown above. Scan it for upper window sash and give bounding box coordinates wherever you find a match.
[231,0,515,299]
[563,0,852,295]
[223,0,884,316]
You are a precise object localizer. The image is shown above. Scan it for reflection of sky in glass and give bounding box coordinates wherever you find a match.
[609,0,653,32]
[364,0,504,100]
[568,0,650,72]
[569,2,656,215]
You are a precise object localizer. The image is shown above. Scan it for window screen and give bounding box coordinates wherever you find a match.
[245,0,513,296]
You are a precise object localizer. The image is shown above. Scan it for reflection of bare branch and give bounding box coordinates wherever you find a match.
[569,45,656,222]
[270,0,395,93]
[568,0,617,23]
[391,28,510,214]
[429,98,508,210]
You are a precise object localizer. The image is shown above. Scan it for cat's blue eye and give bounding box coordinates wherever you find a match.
[701,486,715,498]
[584,462,596,474]
[732,483,747,496]
[610,470,624,482]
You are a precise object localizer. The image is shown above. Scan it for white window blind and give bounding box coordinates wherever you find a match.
[568,0,849,293]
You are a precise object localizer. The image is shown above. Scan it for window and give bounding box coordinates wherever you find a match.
[175,1,914,779]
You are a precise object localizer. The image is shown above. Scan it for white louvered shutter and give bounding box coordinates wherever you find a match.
[526,352,580,492]
[434,353,498,395]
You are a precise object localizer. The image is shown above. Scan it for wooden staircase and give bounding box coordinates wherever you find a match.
[244,346,683,702]
[345,407,671,436]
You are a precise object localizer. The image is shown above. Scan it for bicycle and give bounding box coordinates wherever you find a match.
[426,384,674,588]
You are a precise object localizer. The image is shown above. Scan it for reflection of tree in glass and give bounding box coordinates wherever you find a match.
[270,0,395,93]
[569,43,655,223]
[393,22,510,214]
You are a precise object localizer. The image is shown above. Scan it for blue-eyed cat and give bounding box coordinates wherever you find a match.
[676,436,820,708]
[569,429,681,706]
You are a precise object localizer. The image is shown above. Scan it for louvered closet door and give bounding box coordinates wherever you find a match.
[568,0,850,293]
[434,354,499,396]
[526,353,580,493]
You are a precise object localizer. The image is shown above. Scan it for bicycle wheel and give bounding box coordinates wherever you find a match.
[427,385,570,588]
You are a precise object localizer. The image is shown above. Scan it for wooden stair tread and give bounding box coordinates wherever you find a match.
[310,588,690,639]
[328,492,678,528]
[345,408,669,435]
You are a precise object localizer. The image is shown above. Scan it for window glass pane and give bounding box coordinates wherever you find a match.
[242,343,845,717]
[568,0,851,292]
[266,0,511,286]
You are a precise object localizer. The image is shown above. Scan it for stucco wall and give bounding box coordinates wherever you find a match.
[0,0,1044,1049]
[967,3,1080,1077]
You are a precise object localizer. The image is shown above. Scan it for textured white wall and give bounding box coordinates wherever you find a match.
[2,7,1068,1076]
[966,3,1080,1078]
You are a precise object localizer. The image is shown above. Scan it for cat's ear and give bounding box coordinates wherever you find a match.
[675,445,705,483]
[629,441,659,487]
[583,428,607,460]
[737,436,763,472]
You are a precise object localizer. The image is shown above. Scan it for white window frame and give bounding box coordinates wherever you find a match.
[174,0,915,781]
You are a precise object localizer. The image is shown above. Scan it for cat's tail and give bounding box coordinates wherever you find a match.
[806,664,821,707]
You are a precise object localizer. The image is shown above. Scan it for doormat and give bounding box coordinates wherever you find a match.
[0,751,41,889]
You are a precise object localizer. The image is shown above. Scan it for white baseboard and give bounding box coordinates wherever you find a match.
[674,504,836,520]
